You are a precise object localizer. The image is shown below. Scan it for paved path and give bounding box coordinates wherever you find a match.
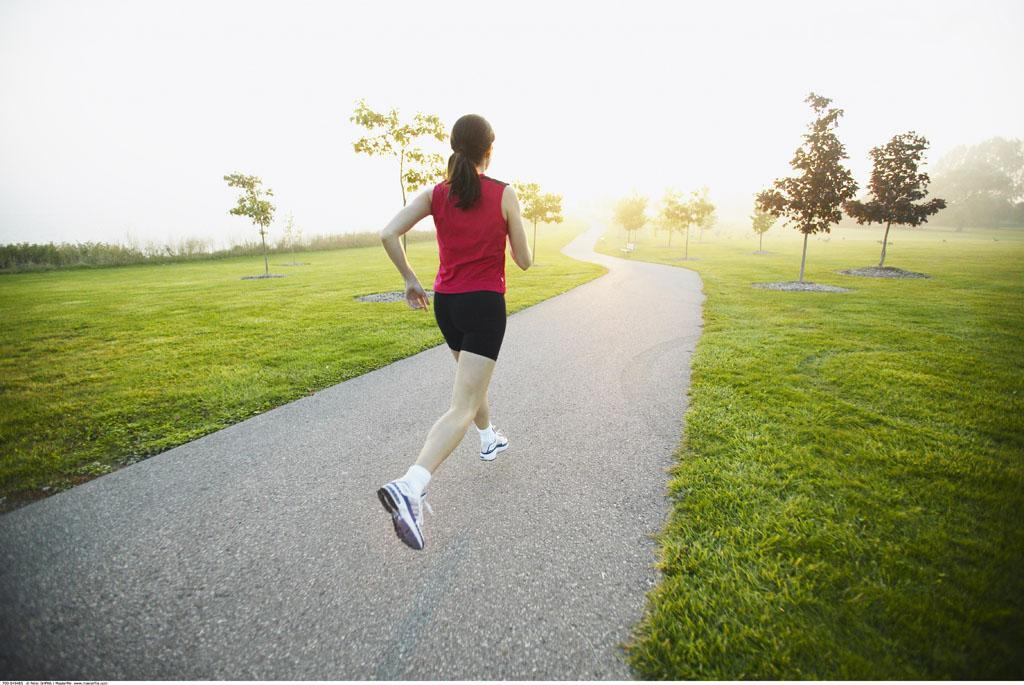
[0,224,704,680]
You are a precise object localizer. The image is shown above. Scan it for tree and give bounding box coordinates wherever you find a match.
[751,204,777,252]
[659,189,686,250]
[278,212,302,252]
[650,210,671,243]
[929,137,1023,229]
[614,195,647,245]
[350,99,447,250]
[756,93,858,282]
[224,173,275,277]
[513,182,564,261]
[662,187,714,260]
[844,132,946,267]
[689,187,715,252]
[698,197,717,242]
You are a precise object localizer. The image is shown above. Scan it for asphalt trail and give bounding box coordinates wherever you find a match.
[0,224,704,679]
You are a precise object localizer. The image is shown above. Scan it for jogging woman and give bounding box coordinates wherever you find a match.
[376,114,533,550]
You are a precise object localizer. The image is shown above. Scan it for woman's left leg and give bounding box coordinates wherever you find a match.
[414,350,495,473]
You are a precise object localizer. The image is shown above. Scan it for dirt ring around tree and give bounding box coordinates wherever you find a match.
[241,274,286,280]
[752,281,852,293]
[836,266,930,279]
[354,290,436,303]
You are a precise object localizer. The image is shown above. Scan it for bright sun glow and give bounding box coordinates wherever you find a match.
[1,0,1022,246]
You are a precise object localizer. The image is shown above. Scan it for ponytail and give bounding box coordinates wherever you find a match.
[447,150,481,210]
[446,114,495,210]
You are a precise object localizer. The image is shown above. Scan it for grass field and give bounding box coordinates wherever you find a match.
[0,223,605,512]
[596,222,1024,678]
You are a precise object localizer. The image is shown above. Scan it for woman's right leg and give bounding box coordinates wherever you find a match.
[415,350,496,473]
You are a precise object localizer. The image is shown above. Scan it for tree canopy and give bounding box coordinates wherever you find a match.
[751,205,777,236]
[930,137,1023,228]
[513,181,564,259]
[615,195,647,236]
[659,188,690,247]
[751,203,777,252]
[658,187,713,258]
[224,173,276,277]
[756,93,858,281]
[845,132,946,267]
[350,99,447,206]
[689,187,715,234]
[846,133,946,227]
[757,93,858,236]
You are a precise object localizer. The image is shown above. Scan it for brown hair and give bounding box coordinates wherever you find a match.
[446,114,494,209]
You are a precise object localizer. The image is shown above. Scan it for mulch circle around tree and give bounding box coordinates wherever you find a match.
[752,281,852,292]
[836,266,930,279]
[241,274,286,280]
[670,257,701,261]
[354,290,436,303]
[752,250,771,255]
[276,262,311,266]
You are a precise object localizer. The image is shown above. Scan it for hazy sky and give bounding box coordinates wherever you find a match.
[1,0,1022,246]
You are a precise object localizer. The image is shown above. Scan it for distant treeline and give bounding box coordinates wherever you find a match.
[925,137,1024,229]
[0,230,435,274]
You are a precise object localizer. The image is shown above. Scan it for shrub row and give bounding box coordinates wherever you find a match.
[0,230,435,273]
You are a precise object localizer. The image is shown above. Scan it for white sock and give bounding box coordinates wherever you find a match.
[402,464,431,494]
[477,422,496,443]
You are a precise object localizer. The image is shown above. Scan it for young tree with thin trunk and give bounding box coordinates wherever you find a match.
[614,194,647,245]
[224,173,275,277]
[513,181,564,262]
[659,189,690,253]
[651,211,670,244]
[698,199,717,242]
[278,212,302,252]
[350,99,446,251]
[756,93,858,282]
[844,132,946,267]
[751,204,777,253]
[688,187,715,256]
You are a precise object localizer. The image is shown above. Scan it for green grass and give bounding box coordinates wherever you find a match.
[0,223,605,510]
[596,223,1024,678]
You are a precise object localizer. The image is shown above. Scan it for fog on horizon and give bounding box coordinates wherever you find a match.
[1,0,1022,248]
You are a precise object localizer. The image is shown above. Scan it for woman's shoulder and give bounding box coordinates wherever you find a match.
[480,174,508,188]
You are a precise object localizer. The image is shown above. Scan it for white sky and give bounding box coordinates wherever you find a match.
[1,0,1022,246]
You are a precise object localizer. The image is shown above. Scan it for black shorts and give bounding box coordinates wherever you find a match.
[433,290,507,361]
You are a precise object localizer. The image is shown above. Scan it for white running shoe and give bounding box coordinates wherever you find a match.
[377,479,432,550]
[480,427,509,461]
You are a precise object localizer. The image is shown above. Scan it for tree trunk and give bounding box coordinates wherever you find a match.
[532,220,537,262]
[759,232,763,252]
[799,232,808,282]
[684,226,690,259]
[260,228,269,277]
[668,229,672,247]
[879,220,892,267]
[399,149,407,253]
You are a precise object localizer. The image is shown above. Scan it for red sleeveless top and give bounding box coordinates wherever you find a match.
[430,173,509,294]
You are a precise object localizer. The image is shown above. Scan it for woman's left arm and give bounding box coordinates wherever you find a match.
[380,189,433,310]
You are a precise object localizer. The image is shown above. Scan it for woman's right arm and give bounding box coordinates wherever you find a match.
[502,185,533,270]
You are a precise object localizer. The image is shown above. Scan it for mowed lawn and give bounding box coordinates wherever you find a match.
[596,223,1024,678]
[0,224,605,510]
